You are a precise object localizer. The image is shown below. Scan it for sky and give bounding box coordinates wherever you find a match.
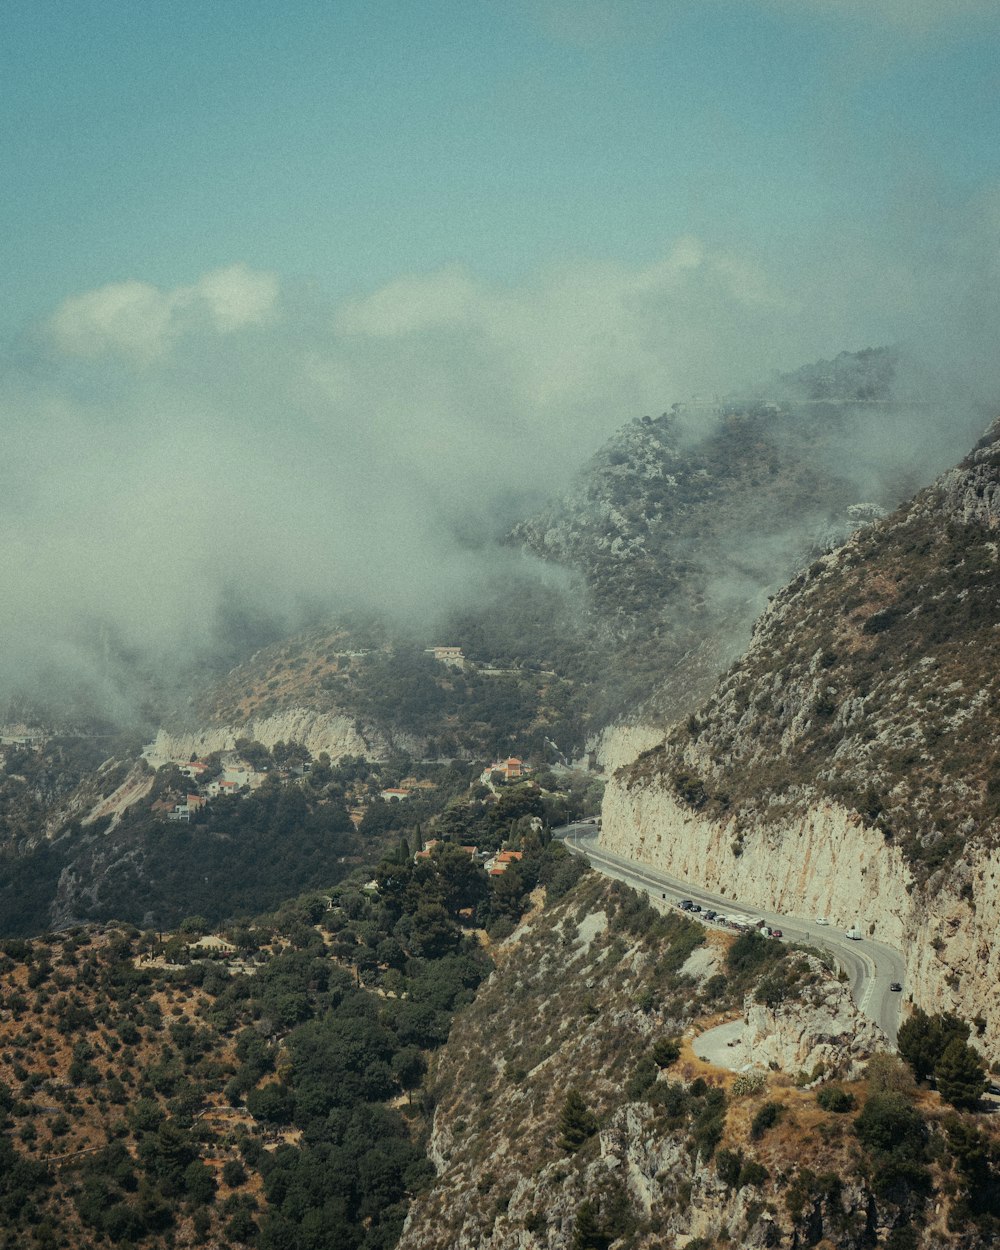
[2,0,1000,715]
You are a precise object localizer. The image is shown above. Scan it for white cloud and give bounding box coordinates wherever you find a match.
[47,264,279,361]
[48,280,175,362]
[8,202,999,716]
[193,265,280,332]
[335,265,477,337]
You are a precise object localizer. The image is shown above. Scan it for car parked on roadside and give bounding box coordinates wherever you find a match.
[771,929,783,939]
[678,899,694,910]
[816,916,829,925]
[889,982,902,992]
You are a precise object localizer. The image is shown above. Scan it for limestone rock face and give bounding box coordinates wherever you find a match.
[144,707,397,764]
[600,421,1000,1058]
[602,774,1000,1060]
[744,961,887,1077]
[602,781,911,950]
[585,720,665,774]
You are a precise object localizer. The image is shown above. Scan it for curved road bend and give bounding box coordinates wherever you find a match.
[556,823,904,1044]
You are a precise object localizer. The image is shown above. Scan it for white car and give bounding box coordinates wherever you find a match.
[815,916,829,925]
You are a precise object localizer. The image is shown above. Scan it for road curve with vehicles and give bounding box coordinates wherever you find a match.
[556,822,905,1044]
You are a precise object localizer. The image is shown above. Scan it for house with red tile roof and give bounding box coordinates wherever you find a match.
[380,787,412,802]
[486,849,524,875]
[480,757,527,785]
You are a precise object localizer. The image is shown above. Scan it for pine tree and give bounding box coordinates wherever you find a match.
[935,1038,986,1109]
[572,1201,611,1250]
[897,1008,969,1082]
[559,1089,598,1152]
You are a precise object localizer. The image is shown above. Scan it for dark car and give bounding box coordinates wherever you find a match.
[689,903,702,913]
[703,909,717,920]
[889,981,902,992]
[678,899,694,910]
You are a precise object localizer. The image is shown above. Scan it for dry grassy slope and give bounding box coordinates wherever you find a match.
[198,625,369,726]
[399,874,998,1250]
[0,927,253,1248]
[606,420,1000,1048]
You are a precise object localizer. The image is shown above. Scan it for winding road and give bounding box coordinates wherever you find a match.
[557,822,905,1044]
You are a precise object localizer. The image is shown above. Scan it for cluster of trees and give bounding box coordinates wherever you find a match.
[341,638,588,759]
[897,1009,987,1109]
[0,831,584,1250]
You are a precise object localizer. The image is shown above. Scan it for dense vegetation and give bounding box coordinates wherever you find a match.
[0,721,601,938]
[0,827,582,1249]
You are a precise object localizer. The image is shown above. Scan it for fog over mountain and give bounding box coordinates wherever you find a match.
[2,215,998,723]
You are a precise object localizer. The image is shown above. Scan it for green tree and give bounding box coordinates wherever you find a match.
[559,1089,598,1153]
[651,1037,680,1068]
[246,1082,294,1125]
[934,1037,986,1109]
[573,1200,611,1250]
[897,1008,969,1082]
[183,1159,216,1205]
[391,1046,427,1102]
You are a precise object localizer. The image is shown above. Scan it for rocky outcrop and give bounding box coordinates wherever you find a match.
[143,707,401,765]
[743,959,887,1077]
[81,763,155,832]
[584,720,665,774]
[602,782,911,949]
[602,776,1000,1061]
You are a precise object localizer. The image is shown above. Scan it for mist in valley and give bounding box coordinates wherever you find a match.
[2,227,998,730]
[2,2,999,730]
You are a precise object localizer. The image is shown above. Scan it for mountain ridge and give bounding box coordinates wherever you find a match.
[603,416,1000,1053]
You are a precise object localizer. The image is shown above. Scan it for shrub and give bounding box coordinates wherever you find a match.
[731,1070,766,1098]
[750,1101,783,1140]
[625,1057,658,1101]
[692,1088,727,1160]
[854,1093,927,1162]
[716,1147,743,1188]
[651,1037,680,1069]
[816,1085,855,1113]
[221,1159,246,1188]
[865,1054,915,1094]
[739,1160,769,1188]
[559,1089,598,1153]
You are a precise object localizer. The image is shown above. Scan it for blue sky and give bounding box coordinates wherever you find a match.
[2,0,1000,703]
[4,0,999,328]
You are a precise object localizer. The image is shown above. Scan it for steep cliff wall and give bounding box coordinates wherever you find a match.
[144,707,399,764]
[602,781,911,948]
[603,764,1000,1058]
[585,720,665,774]
[602,421,1000,1056]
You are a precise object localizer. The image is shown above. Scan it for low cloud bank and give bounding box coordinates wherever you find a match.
[2,217,997,721]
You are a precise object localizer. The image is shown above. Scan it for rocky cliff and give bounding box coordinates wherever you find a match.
[603,419,1000,1056]
[144,706,393,765]
[400,872,999,1250]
